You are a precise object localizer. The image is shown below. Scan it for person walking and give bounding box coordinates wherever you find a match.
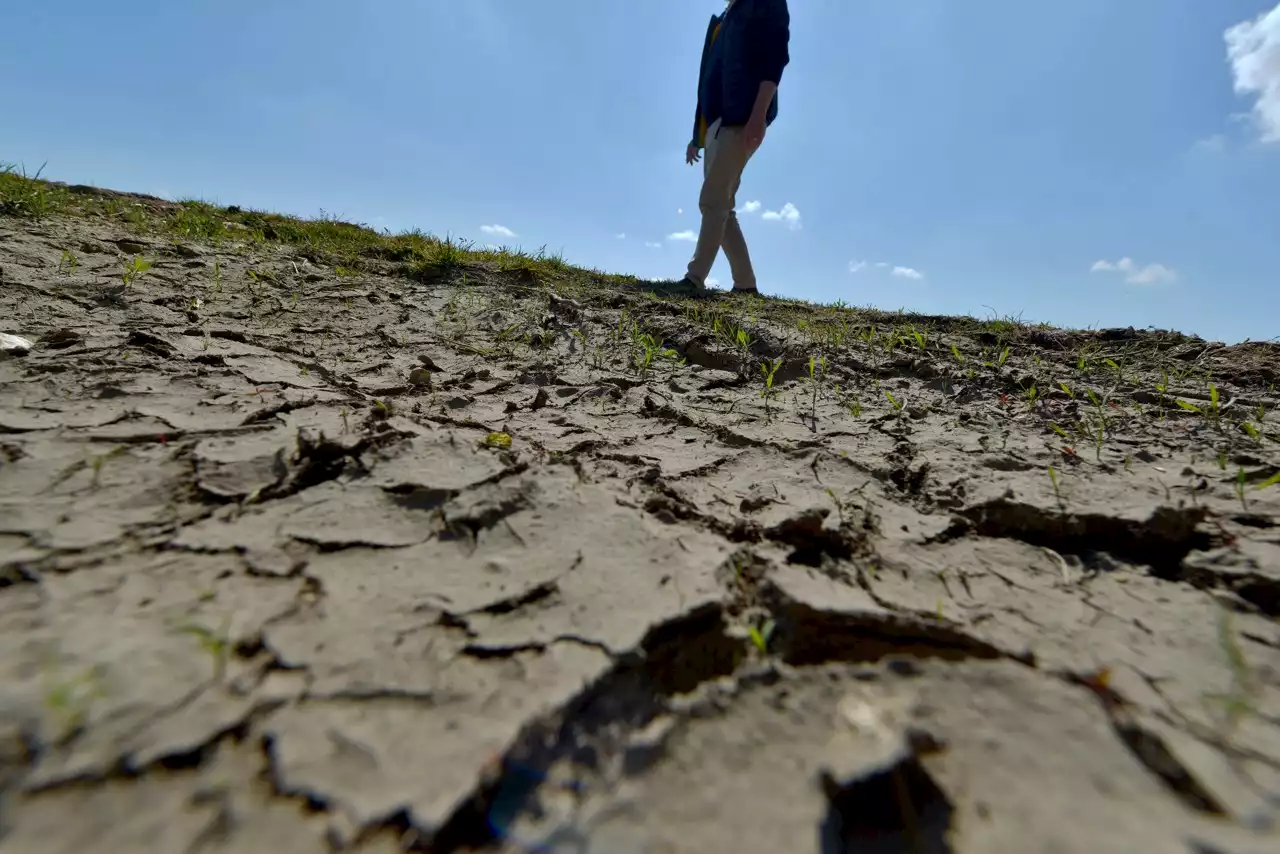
[674,0,790,297]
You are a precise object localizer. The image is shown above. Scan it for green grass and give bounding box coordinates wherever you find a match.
[0,161,623,293]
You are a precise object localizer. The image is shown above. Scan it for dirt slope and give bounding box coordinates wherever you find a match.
[1,182,1278,853]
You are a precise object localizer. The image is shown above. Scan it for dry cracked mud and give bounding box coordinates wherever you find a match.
[1,184,1279,853]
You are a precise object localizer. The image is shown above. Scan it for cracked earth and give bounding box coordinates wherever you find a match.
[1,188,1279,853]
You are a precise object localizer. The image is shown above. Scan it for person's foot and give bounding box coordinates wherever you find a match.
[658,276,711,298]
[730,286,759,296]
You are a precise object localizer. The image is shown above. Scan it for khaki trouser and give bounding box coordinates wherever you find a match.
[686,118,757,291]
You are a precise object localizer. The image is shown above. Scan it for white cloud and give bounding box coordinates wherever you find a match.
[668,230,698,242]
[1127,263,1177,285]
[761,202,802,229]
[1192,133,1227,153]
[1225,3,1280,143]
[1090,257,1176,285]
[645,241,663,249]
[615,232,626,239]
[740,200,762,214]
[480,223,516,238]
[848,260,868,274]
[892,266,924,280]
[874,261,890,268]
[677,207,684,215]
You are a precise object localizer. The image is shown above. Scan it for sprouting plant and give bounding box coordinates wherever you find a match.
[910,328,926,352]
[1059,381,1074,400]
[1201,607,1259,742]
[804,354,827,427]
[735,326,752,372]
[120,255,152,288]
[950,343,966,365]
[1208,383,1221,427]
[1217,449,1228,471]
[746,617,776,655]
[1050,422,1070,440]
[43,663,106,743]
[1236,468,1248,511]
[760,357,782,421]
[884,390,904,415]
[179,617,232,681]
[89,445,127,489]
[1025,385,1038,411]
[213,258,223,293]
[1103,357,1126,386]
[997,346,1010,368]
[58,249,78,275]
[372,398,394,419]
[1048,465,1062,505]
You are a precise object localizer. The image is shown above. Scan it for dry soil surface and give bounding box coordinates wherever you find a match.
[1,196,1279,853]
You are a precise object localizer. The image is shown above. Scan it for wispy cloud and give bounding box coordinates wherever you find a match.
[615,232,626,239]
[761,202,802,230]
[480,223,516,238]
[1192,133,1227,153]
[645,240,663,249]
[1091,257,1177,285]
[852,259,923,279]
[677,207,684,215]
[668,230,698,242]
[1225,3,1280,143]
[706,277,720,287]
[740,200,762,214]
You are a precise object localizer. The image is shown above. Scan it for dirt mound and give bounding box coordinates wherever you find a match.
[1,182,1277,853]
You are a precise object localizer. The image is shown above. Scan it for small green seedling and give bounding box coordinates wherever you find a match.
[747,617,776,655]
[120,255,152,288]
[1201,607,1259,742]
[1236,468,1248,511]
[760,357,782,420]
[1048,465,1062,504]
[179,618,232,681]
[950,344,966,365]
[1253,469,1280,491]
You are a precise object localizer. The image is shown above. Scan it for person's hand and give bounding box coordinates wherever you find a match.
[744,114,767,153]
[686,143,701,165]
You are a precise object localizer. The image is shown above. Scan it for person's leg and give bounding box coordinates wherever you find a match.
[720,159,757,292]
[685,122,752,288]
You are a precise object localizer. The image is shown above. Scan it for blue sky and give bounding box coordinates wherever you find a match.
[3,1,1279,343]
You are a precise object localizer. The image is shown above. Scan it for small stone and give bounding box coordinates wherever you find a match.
[409,367,432,386]
[0,333,33,355]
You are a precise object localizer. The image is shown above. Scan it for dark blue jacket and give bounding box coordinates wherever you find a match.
[690,0,791,149]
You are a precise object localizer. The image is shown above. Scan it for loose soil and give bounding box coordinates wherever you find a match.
[1,186,1278,853]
